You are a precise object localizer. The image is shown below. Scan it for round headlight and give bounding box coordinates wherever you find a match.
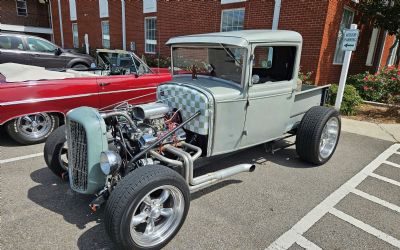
[100,151,122,175]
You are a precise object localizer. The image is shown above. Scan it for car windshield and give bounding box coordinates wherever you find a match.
[172,45,246,84]
[97,51,151,75]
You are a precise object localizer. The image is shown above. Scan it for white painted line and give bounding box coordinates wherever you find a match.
[0,153,43,164]
[352,189,400,213]
[394,152,400,155]
[266,143,400,250]
[296,235,322,250]
[384,161,400,169]
[370,173,400,188]
[330,208,400,248]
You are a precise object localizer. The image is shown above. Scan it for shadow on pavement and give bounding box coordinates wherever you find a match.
[0,126,21,147]
[27,142,317,249]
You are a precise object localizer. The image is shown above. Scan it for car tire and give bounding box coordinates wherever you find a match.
[105,164,190,250]
[44,125,68,179]
[296,106,341,165]
[6,113,59,145]
[71,63,89,70]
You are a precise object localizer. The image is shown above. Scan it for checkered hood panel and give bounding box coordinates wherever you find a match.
[157,84,210,135]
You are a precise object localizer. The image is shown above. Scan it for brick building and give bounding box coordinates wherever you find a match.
[0,0,53,40]
[49,0,399,84]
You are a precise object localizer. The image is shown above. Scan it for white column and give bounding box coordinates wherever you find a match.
[121,0,126,50]
[57,0,64,48]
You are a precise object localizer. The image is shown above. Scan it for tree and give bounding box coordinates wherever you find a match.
[359,0,400,66]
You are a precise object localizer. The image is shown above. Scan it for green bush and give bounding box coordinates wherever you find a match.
[328,84,362,115]
[347,66,400,105]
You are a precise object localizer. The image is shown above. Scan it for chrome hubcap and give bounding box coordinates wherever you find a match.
[319,117,339,159]
[130,185,184,247]
[17,113,52,139]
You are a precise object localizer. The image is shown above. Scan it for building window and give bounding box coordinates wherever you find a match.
[143,0,157,13]
[145,17,157,53]
[102,21,110,48]
[221,8,245,32]
[333,8,355,64]
[366,28,380,66]
[16,0,27,16]
[99,0,109,18]
[69,0,77,21]
[221,0,246,4]
[72,23,79,48]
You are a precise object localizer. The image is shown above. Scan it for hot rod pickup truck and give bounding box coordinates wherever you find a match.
[0,49,171,144]
[44,30,339,249]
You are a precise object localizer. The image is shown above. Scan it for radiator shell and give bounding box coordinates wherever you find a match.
[66,106,108,194]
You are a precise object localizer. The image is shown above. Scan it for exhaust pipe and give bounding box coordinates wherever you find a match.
[189,164,255,192]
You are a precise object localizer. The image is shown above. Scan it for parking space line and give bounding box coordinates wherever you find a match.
[0,153,43,164]
[384,161,400,169]
[370,173,400,187]
[352,189,400,213]
[266,143,400,250]
[329,208,400,248]
[296,235,322,250]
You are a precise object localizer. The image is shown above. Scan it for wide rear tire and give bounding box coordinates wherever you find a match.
[105,165,190,250]
[296,106,341,165]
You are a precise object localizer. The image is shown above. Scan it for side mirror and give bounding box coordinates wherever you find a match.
[55,48,62,56]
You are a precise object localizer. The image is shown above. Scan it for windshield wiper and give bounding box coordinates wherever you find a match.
[219,43,242,66]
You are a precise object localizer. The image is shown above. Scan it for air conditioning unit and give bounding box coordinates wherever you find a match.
[351,0,359,3]
[38,0,46,4]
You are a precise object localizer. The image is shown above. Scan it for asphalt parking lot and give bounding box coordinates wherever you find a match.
[1,129,399,250]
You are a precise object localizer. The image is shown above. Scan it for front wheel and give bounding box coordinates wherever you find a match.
[296,106,341,165]
[6,113,59,145]
[44,125,68,178]
[105,165,190,250]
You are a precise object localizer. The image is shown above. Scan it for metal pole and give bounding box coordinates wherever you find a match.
[335,24,357,110]
[121,0,126,50]
[57,0,64,48]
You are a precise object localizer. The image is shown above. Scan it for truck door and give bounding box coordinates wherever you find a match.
[241,44,299,147]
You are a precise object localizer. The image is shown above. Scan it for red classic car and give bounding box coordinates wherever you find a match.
[0,50,171,144]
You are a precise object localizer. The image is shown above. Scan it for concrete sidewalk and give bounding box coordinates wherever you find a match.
[342,118,400,142]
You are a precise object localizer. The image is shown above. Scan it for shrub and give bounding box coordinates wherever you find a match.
[298,70,313,85]
[347,66,400,105]
[328,84,362,115]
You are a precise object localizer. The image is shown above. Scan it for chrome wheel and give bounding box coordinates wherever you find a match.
[319,117,339,159]
[130,185,185,248]
[17,113,52,139]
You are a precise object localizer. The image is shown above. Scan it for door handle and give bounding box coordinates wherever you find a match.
[98,82,110,87]
[30,54,40,57]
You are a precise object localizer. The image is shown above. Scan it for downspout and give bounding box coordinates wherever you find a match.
[268,0,281,64]
[48,0,54,42]
[57,0,64,48]
[272,0,282,30]
[121,0,126,50]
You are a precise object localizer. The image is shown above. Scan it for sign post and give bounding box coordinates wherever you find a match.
[335,24,359,110]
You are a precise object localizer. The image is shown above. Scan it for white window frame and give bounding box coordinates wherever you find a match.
[101,20,110,49]
[220,8,245,32]
[366,28,380,66]
[144,17,157,54]
[333,7,355,65]
[72,23,79,48]
[99,0,109,18]
[16,0,28,17]
[221,0,246,4]
[69,0,77,21]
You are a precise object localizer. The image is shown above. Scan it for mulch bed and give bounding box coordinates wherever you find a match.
[345,103,400,124]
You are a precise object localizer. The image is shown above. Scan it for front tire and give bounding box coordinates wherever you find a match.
[296,106,341,165]
[44,125,68,178]
[105,165,190,250]
[6,113,59,145]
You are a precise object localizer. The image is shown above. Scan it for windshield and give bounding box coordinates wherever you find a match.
[97,52,151,75]
[172,46,246,84]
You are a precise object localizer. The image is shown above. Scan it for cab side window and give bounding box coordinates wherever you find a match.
[252,46,296,84]
[26,37,57,53]
[0,36,24,50]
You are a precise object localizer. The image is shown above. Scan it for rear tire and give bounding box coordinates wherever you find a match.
[44,125,68,178]
[6,113,59,145]
[296,106,341,165]
[105,164,190,250]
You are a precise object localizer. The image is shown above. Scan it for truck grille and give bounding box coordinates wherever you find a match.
[68,121,88,191]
